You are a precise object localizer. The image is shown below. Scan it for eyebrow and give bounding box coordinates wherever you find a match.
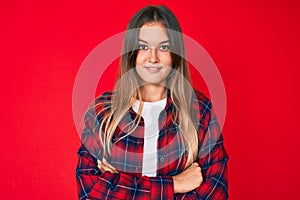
[138,39,170,44]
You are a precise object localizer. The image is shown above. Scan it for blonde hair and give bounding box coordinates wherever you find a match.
[96,5,199,168]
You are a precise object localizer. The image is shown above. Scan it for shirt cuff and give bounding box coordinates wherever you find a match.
[150,176,174,200]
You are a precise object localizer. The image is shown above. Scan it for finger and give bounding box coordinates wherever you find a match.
[187,162,198,169]
[99,162,116,173]
[97,160,114,173]
[97,163,105,173]
[193,162,201,170]
[97,160,103,167]
[97,160,106,173]
[100,160,118,174]
[102,159,118,173]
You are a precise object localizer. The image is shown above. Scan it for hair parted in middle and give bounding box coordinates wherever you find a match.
[95,5,200,168]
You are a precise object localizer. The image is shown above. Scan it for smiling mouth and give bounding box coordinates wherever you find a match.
[144,66,162,72]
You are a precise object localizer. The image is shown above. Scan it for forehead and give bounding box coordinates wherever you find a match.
[138,22,169,43]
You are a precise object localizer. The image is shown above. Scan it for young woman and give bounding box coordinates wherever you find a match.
[76,5,228,200]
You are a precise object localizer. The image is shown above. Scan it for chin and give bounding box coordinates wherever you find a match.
[142,80,167,85]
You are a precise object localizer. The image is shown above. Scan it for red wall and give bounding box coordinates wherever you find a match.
[1,0,300,199]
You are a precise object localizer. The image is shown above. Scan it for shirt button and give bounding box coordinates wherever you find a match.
[160,157,165,162]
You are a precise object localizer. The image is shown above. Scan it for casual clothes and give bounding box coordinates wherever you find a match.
[76,90,229,200]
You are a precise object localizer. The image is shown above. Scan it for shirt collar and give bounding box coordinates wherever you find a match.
[128,89,175,122]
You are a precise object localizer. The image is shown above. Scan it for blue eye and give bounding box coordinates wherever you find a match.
[139,45,148,50]
[160,45,170,51]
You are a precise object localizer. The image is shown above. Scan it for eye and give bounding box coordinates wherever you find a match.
[138,44,148,50]
[159,45,170,51]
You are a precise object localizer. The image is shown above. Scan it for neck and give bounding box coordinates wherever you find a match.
[139,84,167,102]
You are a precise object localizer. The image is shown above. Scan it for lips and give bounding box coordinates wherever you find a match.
[144,66,162,73]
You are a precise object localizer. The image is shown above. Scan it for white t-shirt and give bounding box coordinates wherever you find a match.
[132,98,167,177]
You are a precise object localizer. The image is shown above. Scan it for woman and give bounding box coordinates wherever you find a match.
[76,5,228,199]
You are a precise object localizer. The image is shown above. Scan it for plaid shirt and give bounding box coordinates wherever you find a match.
[76,90,228,200]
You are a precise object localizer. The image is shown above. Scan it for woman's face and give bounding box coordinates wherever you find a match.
[135,22,172,85]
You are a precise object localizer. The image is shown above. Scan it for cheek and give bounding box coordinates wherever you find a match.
[162,54,172,66]
[166,66,172,75]
[136,52,145,65]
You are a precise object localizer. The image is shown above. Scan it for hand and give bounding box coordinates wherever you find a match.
[97,158,118,174]
[172,162,203,193]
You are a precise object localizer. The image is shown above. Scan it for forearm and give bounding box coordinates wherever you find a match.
[173,159,228,200]
[172,135,229,199]
[77,171,151,200]
[76,147,174,200]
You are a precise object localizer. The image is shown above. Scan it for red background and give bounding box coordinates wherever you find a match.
[1,0,300,199]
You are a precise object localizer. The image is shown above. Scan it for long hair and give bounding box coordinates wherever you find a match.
[97,5,199,167]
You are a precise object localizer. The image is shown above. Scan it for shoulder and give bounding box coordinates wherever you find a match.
[84,91,114,127]
[94,91,114,104]
[193,90,212,114]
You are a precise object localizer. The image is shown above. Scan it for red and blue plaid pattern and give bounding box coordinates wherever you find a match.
[76,90,228,199]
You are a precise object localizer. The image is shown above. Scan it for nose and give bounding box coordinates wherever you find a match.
[148,47,159,63]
